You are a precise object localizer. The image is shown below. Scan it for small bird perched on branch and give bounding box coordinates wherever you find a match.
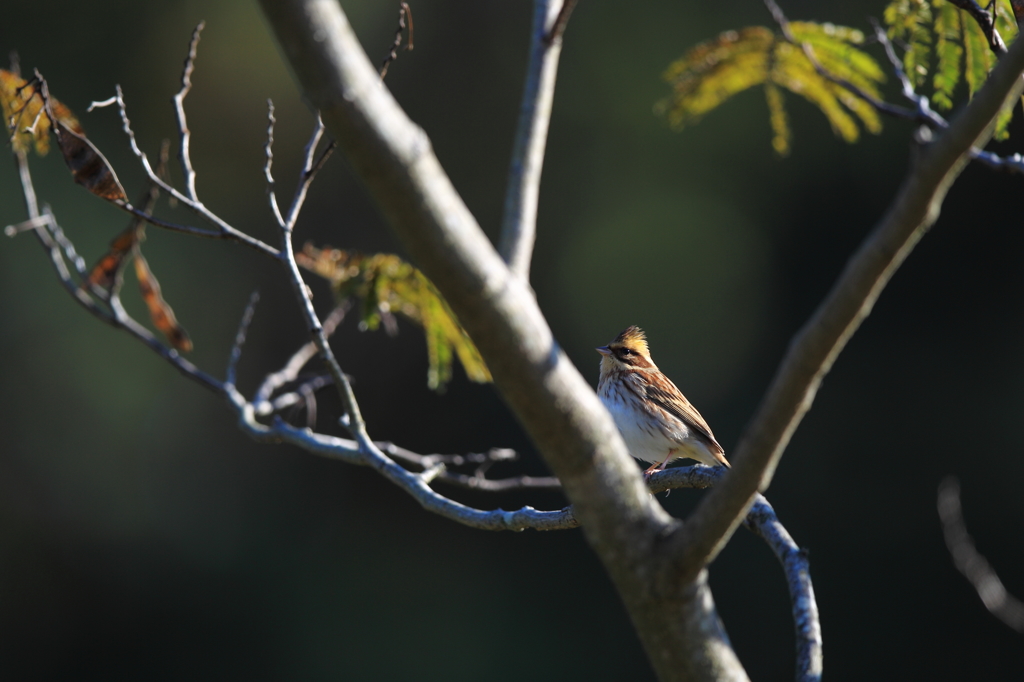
[597,326,730,476]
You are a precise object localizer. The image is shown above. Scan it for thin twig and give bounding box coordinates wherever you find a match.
[254,301,350,407]
[255,375,332,417]
[227,291,261,388]
[100,84,281,257]
[498,0,572,281]
[40,207,86,276]
[938,477,1024,634]
[380,2,413,79]
[284,116,335,231]
[376,442,562,491]
[264,100,286,228]
[174,21,205,201]
[12,153,222,393]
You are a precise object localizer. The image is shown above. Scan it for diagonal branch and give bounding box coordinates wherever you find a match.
[668,22,1024,583]
[498,0,577,281]
[938,477,1024,634]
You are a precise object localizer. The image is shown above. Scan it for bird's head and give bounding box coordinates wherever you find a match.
[596,325,655,373]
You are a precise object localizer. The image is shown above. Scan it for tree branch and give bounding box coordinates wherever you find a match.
[652,467,823,682]
[668,18,1024,583]
[497,0,575,280]
[938,477,1024,634]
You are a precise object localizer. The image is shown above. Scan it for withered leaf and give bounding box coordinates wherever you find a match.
[50,117,128,204]
[85,225,142,291]
[1,69,127,203]
[133,248,192,352]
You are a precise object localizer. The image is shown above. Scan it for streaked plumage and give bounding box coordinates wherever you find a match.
[597,326,729,475]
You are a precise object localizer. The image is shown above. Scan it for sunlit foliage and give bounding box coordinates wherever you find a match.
[659,22,884,154]
[298,245,491,391]
[885,0,1018,139]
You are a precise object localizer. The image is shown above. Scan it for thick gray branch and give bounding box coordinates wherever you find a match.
[669,27,1024,581]
[497,0,570,280]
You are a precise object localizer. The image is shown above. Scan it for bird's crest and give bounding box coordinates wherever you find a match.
[610,325,649,357]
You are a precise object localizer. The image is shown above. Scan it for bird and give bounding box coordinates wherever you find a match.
[596,326,730,476]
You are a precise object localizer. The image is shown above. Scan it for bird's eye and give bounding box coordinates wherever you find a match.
[619,348,632,357]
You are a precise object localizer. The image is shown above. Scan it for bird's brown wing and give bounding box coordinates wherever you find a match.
[646,379,725,454]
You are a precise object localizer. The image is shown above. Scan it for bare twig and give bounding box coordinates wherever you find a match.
[227,291,261,388]
[380,2,413,79]
[255,375,332,417]
[376,442,562,491]
[283,116,335,231]
[938,477,1024,634]
[254,301,350,407]
[99,84,281,257]
[867,18,947,127]
[498,0,573,281]
[264,100,287,228]
[40,208,86,276]
[174,21,205,201]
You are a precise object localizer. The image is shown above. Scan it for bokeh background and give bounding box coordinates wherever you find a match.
[1,0,1022,679]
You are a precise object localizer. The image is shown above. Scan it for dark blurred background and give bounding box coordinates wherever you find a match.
[1,0,1022,679]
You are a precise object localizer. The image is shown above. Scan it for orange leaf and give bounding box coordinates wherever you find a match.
[84,225,143,291]
[133,250,192,352]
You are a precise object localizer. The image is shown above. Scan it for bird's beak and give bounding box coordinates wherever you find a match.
[596,346,611,356]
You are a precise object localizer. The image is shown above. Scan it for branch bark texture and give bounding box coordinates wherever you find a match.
[498,0,567,280]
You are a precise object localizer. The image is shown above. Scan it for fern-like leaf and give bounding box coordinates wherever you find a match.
[885,0,933,88]
[932,2,963,110]
[764,82,790,155]
[660,21,884,152]
[297,245,491,391]
[884,0,1018,138]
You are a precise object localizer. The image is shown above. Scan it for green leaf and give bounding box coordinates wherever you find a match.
[297,245,492,391]
[932,2,963,110]
[884,0,933,88]
[660,22,884,150]
[660,27,774,129]
[994,0,1019,44]
[963,13,995,99]
[764,82,790,156]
